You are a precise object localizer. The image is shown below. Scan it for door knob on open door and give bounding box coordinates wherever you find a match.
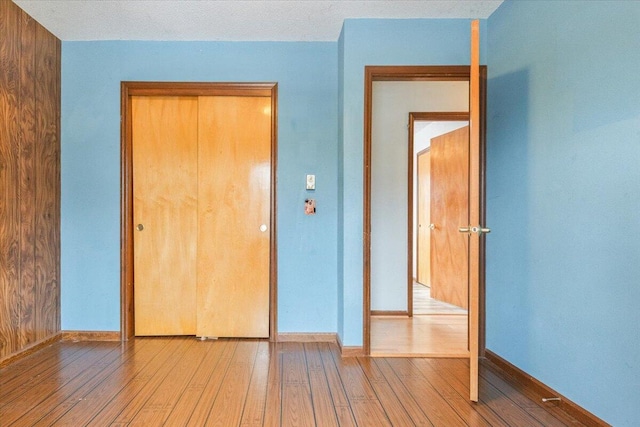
[471,226,491,235]
[459,225,491,235]
[136,224,144,231]
[259,224,267,232]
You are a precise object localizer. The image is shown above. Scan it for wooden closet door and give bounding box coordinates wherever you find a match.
[132,96,198,335]
[430,126,469,309]
[196,96,271,338]
[417,149,431,286]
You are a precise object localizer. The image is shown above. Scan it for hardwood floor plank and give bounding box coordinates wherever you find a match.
[38,339,153,426]
[371,315,468,357]
[164,340,231,425]
[239,341,271,426]
[349,400,393,427]
[439,358,546,427]
[384,358,468,427]
[333,406,358,427]
[93,337,189,426]
[357,357,421,426]
[262,342,283,427]
[127,338,212,426]
[281,342,315,427]
[281,383,315,427]
[328,345,377,401]
[184,340,238,426]
[85,337,182,426]
[435,358,471,387]
[478,376,546,427]
[0,338,591,427]
[328,344,391,426]
[0,343,101,423]
[412,358,507,427]
[303,343,339,427]
[200,341,259,426]
[480,364,574,427]
[0,341,86,395]
[413,283,467,315]
[317,343,350,408]
[413,358,510,427]
[315,343,357,426]
[281,342,308,384]
[372,358,436,426]
[466,359,572,426]
[11,342,134,426]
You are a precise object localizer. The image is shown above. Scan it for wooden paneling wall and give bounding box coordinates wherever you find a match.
[0,0,61,362]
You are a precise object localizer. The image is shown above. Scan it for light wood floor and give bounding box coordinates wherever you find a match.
[371,315,468,358]
[413,283,467,315]
[371,283,468,357]
[0,338,584,426]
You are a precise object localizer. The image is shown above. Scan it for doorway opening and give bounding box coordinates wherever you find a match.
[363,66,487,358]
[410,115,470,357]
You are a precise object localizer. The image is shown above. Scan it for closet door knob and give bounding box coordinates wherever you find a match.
[260,224,267,232]
[136,224,144,231]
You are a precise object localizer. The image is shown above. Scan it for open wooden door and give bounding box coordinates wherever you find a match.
[416,149,430,286]
[468,19,484,402]
[430,126,469,309]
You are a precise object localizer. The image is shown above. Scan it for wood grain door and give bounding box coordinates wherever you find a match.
[132,94,272,338]
[416,149,431,286]
[132,96,198,335]
[469,19,482,402]
[430,126,469,309]
[196,96,271,338]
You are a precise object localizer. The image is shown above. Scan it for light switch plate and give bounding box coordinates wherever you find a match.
[306,174,316,190]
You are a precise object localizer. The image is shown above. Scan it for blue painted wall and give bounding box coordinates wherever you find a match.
[61,42,338,333]
[338,19,487,345]
[61,20,487,348]
[486,1,640,425]
[337,27,346,342]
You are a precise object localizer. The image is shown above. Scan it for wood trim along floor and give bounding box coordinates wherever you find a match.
[61,331,121,342]
[336,334,365,357]
[370,310,409,316]
[276,333,337,343]
[0,333,62,368]
[484,350,610,426]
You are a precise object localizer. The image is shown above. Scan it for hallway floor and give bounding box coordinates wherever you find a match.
[371,283,468,357]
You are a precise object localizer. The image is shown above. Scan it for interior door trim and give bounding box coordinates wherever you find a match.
[120,81,279,341]
[363,65,486,355]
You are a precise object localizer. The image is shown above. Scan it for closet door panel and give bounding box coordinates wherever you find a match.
[196,96,271,338]
[133,96,198,335]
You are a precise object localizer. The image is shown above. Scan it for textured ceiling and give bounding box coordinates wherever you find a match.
[13,0,503,42]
